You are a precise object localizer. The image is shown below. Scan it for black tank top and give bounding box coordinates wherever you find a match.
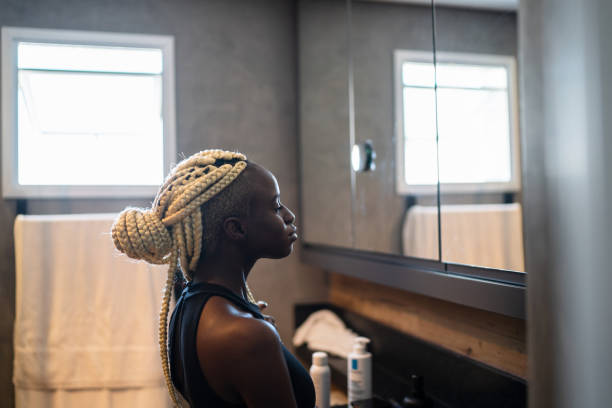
[168,281,315,408]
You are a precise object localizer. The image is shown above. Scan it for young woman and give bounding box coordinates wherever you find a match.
[111,150,315,408]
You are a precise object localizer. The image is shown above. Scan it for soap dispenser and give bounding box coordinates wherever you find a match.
[348,337,372,404]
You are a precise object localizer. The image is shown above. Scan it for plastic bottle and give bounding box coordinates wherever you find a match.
[347,337,372,403]
[310,351,330,408]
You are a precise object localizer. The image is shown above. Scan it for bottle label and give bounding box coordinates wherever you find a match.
[350,370,363,382]
[348,357,371,403]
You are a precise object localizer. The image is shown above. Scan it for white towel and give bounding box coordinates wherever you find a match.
[292,310,359,359]
[403,203,525,271]
[13,213,168,390]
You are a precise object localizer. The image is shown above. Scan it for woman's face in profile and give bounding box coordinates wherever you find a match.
[245,164,297,259]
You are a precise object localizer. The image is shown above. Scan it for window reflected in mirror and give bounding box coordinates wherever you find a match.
[395,51,520,194]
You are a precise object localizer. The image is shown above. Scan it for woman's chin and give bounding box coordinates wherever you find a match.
[263,244,294,260]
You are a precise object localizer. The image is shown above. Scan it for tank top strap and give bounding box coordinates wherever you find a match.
[181,281,265,320]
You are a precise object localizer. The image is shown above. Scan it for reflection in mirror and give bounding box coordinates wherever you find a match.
[350,0,439,259]
[299,0,353,248]
[432,1,525,271]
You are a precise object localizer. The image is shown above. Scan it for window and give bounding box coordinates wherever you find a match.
[394,50,520,195]
[2,27,175,198]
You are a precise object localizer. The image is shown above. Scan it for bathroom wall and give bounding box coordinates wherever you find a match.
[521,0,612,406]
[0,1,328,407]
[329,272,527,379]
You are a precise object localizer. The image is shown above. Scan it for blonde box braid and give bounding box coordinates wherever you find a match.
[111,149,258,406]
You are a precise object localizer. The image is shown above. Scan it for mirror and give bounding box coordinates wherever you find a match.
[299,0,525,274]
[432,0,525,272]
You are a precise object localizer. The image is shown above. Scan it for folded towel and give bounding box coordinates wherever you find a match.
[293,310,359,359]
[13,213,167,390]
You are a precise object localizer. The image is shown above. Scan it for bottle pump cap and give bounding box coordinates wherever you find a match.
[312,351,328,366]
[352,337,371,354]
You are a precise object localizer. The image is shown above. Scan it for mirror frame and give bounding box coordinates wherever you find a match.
[301,244,525,319]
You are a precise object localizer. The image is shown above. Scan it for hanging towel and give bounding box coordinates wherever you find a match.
[402,203,525,271]
[13,213,168,391]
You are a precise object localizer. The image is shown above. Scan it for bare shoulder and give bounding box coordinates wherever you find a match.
[197,295,279,347]
[195,296,280,385]
[196,296,298,407]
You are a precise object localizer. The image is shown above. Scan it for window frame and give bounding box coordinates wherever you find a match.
[1,26,176,198]
[394,49,521,195]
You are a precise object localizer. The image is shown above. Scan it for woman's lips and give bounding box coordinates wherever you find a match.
[289,226,298,241]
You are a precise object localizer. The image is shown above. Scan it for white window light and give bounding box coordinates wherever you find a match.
[394,49,521,195]
[2,27,176,198]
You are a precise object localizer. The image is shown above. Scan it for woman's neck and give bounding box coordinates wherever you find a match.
[191,249,255,301]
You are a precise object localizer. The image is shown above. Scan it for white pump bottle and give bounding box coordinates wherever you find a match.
[347,336,372,403]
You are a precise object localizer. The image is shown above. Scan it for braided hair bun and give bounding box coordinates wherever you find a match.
[111,208,172,265]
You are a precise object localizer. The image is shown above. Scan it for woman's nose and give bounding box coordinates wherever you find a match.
[283,207,296,224]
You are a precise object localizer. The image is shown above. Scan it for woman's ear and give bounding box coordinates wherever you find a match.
[223,217,247,241]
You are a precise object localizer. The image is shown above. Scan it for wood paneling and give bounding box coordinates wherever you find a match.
[328,273,526,379]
